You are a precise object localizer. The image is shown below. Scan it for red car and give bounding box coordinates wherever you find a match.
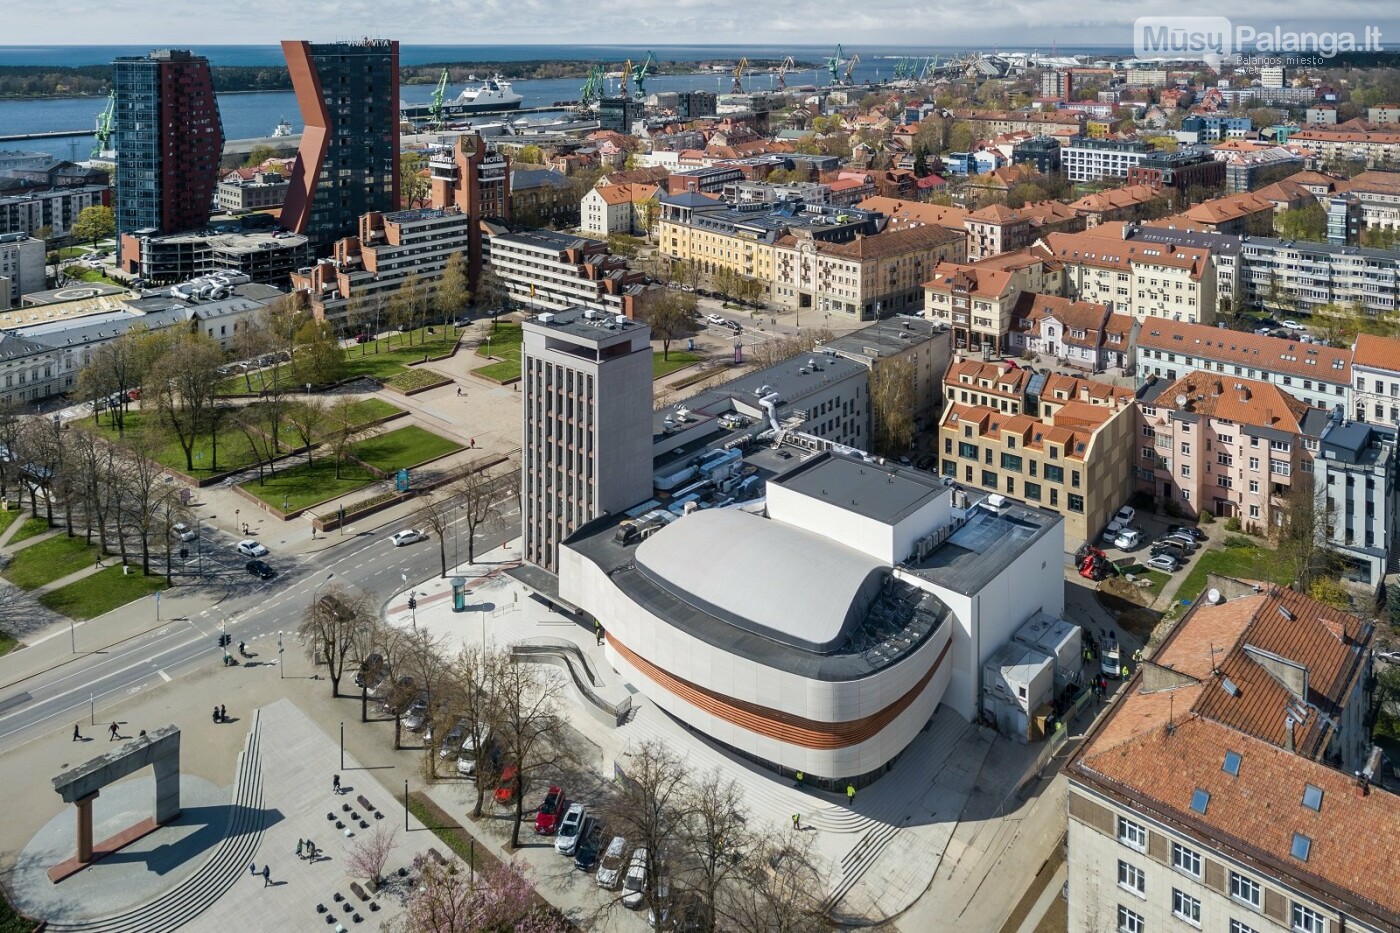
[533,785,566,834]
[495,764,519,804]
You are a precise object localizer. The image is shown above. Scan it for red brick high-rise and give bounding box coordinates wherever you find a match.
[428,132,510,287]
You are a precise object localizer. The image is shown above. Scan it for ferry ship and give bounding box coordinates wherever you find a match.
[401,76,524,118]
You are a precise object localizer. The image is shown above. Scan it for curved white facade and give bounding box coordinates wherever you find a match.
[558,543,953,782]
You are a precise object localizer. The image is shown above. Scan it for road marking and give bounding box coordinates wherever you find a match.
[157,670,171,682]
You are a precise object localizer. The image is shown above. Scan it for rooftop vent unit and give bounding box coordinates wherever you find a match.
[537,312,556,324]
[583,309,600,319]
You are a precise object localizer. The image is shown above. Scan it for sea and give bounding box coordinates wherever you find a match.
[0,43,1130,159]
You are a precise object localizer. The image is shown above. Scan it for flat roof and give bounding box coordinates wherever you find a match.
[820,315,947,361]
[522,306,648,344]
[492,229,602,252]
[772,453,949,526]
[905,501,1061,596]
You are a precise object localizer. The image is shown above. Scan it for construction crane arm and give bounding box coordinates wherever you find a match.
[844,53,860,83]
[732,57,748,94]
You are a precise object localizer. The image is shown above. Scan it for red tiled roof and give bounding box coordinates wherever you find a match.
[1138,317,1351,383]
[923,262,1016,298]
[1352,333,1400,371]
[1041,231,1210,278]
[1151,372,1314,433]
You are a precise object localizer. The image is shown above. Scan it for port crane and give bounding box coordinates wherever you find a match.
[732,57,748,94]
[776,56,796,90]
[426,68,449,130]
[919,55,938,82]
[579,64,604,107]
[825,44,844,86]
[631,51,657,99]
[843,54,860,85]
[92,90,115,158]
[619,59,632,98]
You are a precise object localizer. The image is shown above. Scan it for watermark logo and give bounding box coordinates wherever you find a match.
[1135,17,1383,67]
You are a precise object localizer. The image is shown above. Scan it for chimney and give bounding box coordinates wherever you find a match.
[1284,715,1295,752]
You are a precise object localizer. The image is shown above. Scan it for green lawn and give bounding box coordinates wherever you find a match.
[240,458,379,512]
[473,359,521,383]
[2,534,98,590]
[1172,540,1295,607]
[0,629,16,658]
[351,425,463,472]
[653,350,702,378]
[344,397,401,426]
[39,565,168,620]
[83,409,263,476]
[341,328,461,382]
[66,266,124,287]
[475,322,523,364]
[9,517,53,544]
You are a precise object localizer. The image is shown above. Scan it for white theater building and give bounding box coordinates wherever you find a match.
[558,452,1065,788]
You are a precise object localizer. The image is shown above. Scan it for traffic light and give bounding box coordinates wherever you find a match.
[408,596,417,611]
[179,546,189,560]
[218,633,230,647]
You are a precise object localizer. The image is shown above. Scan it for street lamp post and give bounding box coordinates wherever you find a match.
[68,616,75,654]
[278,631,284,679]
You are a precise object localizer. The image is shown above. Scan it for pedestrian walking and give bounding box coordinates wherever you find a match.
[846,784,856,804]
[333,774,341,795]
[212,706,219,724]
[1132,648,1143,663]
[262,865,270,887]
[108,722,118,740]
[794,770,804,788]
[296,839,304,859]
[792,813,801,830]
[220,704,226,722]
[456,386,462,397]
[72,724,80,741]
[249,862,256,876]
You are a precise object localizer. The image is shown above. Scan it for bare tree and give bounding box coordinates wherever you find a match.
[297,584,372,697]
[642,290,697,360]
[75,331,149,435]
[15,417,62,525]
[147,332,224,471]
[494,658,563,848]
[718,834,831,933]
[112,427,167,572]
[230,404,280,485]
[68,428,120,548]
[601,740,693,916]
[395,626,452,752]
[413,493,454,578]
[677,770,751,932]
[449,646,506,818]
[869,356,917,456]
[286,397,326,466]
[346,822,399,886]
[326,395,377,480]
[457,466,505,566]
[0,403,23,501]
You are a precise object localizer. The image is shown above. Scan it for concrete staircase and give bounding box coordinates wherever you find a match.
[47,711,268,932]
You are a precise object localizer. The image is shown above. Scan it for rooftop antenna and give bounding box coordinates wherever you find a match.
[1166,693,1175,735]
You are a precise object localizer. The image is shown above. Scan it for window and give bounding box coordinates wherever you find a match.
[1249,456,1259,470]
[1142,446,1156,460]
[1002,453,1022,472]
[1302,785,1323,811]
[982,470,998,489]
[1223,751,1241,775]
[1118,860,1145,897]
[1230,871,1261,908]
[1181,465,1191,478]
[1118,816,1146,851]
[1218,433,1234,444]
[1024,482,1042,501]
[1045,464,1065,484]
[1292,904,1326,933]
[1173,888,1201,926]
[1232,921,1261,933]
[1181,442,1191,455]
[1118,905,1144,933]
[1050,488,1058,507]
[1291,834,1311,862]
[1172,842,1201,878]
[1249,480,1259,493]
[1249,505,1260,518]
[959,442,978,460]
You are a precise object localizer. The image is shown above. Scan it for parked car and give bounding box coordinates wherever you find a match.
[236,539,269,558]
[1282,320,1305,331]
[1113,529,1142,550]
[555,803,587,855]
[705,313,726,326]
[171,522,197,542]
[245,559,276,580]
[436,720,467,759]
[1165,525,1207,541]
[534,786,567,834]
[1159,533,1199,552]
[390,529,425,547]
[646,874,673,928]
[1146,554,1180,573]
[495,764,519,804]
[354,333,371,344]
[355,653,386,689]
[402,698,430,732]
[597,835,628,889]
[622,848,649,908]
[573,817,605,872]
[1107,505,1136,533]
[1150,542,1187,562]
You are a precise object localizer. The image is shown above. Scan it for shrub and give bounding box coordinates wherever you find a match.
[1222,534,1255,549]
[1200,510,1215,524]
[1163,498,1182,518]
[1224,516,1242,532]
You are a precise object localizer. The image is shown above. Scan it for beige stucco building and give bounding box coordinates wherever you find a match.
[1039,231,1217,325]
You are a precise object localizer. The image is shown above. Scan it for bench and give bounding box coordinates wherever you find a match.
[356,794,376,814]
[427,847,447,866]
[349,882,369,902]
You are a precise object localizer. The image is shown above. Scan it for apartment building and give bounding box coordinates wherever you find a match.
[821,316,952,434]
[1332,170,1400,230]
[1010,293,1135,372]
[1291,124,1400,167]
[1239,236,1400,317]
[1316,417,1397,588]
[938,367,1137,545]
[1066,185,1168,228]
[1351,334,1400,425]
[1147,189,1288,236]
[1012,136,1063,175]
[949,109,1085,138]
[215,171,289,213]
[657,194,881,287]
[1175,114,1252,144]
[0,185,109,242]
[1113,223,1244,312]
[580,182,659,237]
[923,263,1021,354]
[771,223,966,321]
[1126,148,1226,194]
[292,206,474,323]
[962,202,1083,261]
[1067,579,1384,933]
[942,359,1031,414]
[1039,231,1216,325]
[510,168,577,229]
[488,229,658,319]
[1137,318,1350,411]
[1135,373,1329,529]
[0,234,46,309]
[127,229,311,287]
[1222,147,1306,193]
[1062,137,1154,183]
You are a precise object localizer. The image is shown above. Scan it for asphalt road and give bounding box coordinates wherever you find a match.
[0,497,521,752]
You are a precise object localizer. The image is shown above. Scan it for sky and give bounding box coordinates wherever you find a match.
[5,0,1400,48]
